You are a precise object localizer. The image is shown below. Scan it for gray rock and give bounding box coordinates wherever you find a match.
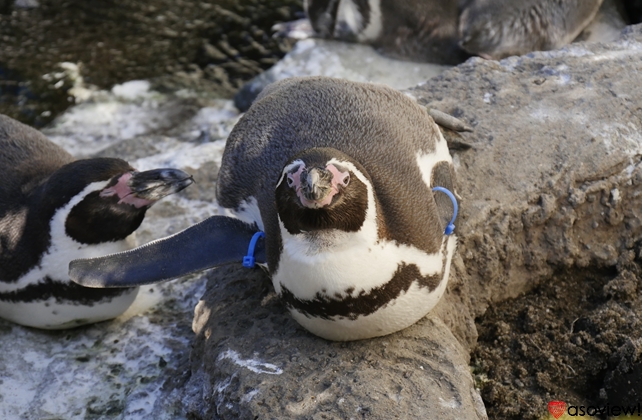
[14,0,39,9]
[409,24,642,314]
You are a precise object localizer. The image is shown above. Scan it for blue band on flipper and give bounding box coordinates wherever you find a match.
[432,187,458,235]
[243,231,266,268]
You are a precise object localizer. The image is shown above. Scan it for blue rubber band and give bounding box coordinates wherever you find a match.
[243,231,265,268]
[432,187,458,235]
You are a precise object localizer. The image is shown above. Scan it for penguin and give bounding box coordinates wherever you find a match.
[279,0,631,64]
[70,77,460,341]
[0,114,193,329]
[274,0,470,65]
[458,0,605,60]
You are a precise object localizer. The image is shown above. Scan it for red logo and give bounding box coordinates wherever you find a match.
[548,401,567,419]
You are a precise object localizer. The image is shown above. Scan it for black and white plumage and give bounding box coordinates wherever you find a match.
[0,114,193,329]
[279,0,625,64]
[218,77,458,340]
[274,0,469,65]
[71,77,459,341]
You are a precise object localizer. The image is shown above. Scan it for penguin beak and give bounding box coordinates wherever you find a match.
[285,163,351,209]
[100,168,194,208]
[300,167,334,203]
[127,168,194,201]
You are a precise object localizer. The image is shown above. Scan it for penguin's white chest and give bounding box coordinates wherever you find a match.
[0,288,139,330]
[268,143,457,340]
[273,224,457,341]
[0,241,139,329]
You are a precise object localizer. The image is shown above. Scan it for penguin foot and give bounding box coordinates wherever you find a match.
[442,132,475,151]
[424,108,474,151]
[427,108,473,133]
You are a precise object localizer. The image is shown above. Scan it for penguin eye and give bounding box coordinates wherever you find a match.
[287,173,295,187]
[341,173,350,187]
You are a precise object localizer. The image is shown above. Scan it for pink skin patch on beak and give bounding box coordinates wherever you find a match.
[99,172,155,208]
[287,163,350,209]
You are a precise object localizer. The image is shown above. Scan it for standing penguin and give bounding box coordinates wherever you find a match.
[70,77,459,341]
[0,114,193,329]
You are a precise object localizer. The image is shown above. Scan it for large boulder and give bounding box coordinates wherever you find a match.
[411,24,642,313]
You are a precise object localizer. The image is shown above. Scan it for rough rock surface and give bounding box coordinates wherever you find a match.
[183,262,484,420]
[410,24,642,418]
[411,24,642,314]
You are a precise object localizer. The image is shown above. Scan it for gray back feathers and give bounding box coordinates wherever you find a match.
[0,114,73,202]
[218,77,451,270]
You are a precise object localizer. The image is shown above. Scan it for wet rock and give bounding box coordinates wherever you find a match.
[0,0,301,127]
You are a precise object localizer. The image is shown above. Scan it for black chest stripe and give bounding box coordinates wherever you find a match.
[279,250,447,320]
[0,277,131,305]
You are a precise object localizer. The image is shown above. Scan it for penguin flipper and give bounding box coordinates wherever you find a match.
[69,216,266,288]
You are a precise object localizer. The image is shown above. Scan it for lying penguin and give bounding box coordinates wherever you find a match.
[273,0,469,65]
[275,0,632,63]
[70,77,460,341]
[458,0,606,60]
[0,114,193,329]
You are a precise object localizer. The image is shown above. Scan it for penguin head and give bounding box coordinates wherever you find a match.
[458,8,501,59]
[39,158,193,245]
[458,3,528,60]
[275,148,369,235]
